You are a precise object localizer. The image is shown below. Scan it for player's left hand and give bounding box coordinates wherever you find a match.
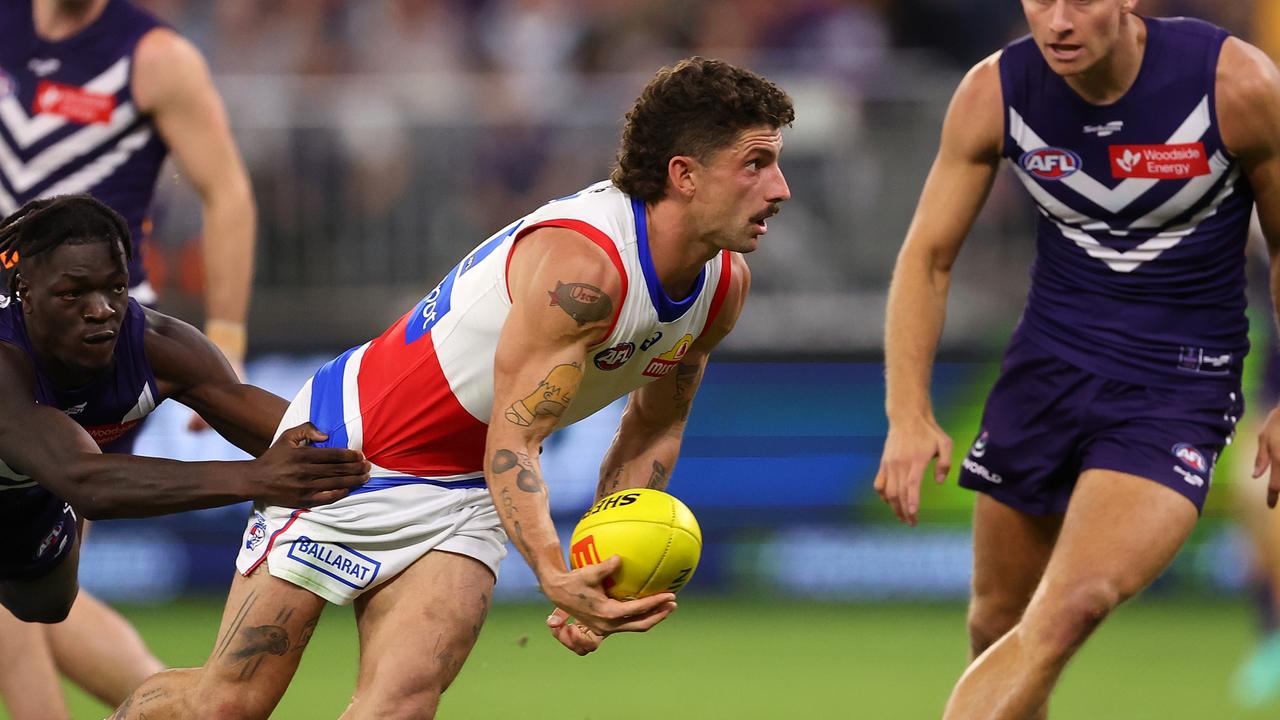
[546,607,606,655]
[1254,406,1280,508]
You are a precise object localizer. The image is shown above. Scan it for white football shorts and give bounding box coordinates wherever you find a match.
[234,379,508,605]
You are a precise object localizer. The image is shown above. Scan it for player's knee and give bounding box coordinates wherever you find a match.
[1027,580,1122,663]
[967,598,1023,657]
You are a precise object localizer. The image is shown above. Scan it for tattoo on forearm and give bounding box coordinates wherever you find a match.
[492,448,544,493]
[112,688,164,719]
[673,362,701,420]
[506,363,581,426]
[499,487,527,551]
[647,460,669,490]
[549,282,613,326]
[596,466,624,499]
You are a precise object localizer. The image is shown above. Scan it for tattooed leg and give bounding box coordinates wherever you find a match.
[112,567,326,720]
[344,550,495,720]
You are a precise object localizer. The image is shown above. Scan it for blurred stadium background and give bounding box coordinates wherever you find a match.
[20,0,1280,717]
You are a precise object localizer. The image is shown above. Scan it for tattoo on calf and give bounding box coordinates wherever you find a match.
[492,448,544,493]
[548,282,613,326]
[505,363,581,426]
[647,460,669,490]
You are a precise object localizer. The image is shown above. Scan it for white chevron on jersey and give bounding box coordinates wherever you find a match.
[1008,96,1211,214]
[0,57,130,149]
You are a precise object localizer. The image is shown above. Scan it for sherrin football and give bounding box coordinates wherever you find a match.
[569,488,702,600]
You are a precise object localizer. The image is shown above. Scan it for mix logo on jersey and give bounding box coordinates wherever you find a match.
[594,342,634,371]
[1019,147,1081,180]
[33,80,116,124]
[1109,143,1210,179]
[643,334,694,377]
[1172,443,1208,473]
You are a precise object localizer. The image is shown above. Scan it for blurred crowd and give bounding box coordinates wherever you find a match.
[130,0,1278,351]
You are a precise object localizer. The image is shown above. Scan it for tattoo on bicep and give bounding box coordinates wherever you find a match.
[548,282,613,326]
[505,362,581,426]
[492,448,544,493]
[647,460,669,490]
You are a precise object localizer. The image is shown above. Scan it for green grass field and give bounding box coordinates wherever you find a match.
[15,596,1276,719]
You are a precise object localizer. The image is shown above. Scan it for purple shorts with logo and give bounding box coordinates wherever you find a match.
[0,488,79,580]
[958,332,1243,515]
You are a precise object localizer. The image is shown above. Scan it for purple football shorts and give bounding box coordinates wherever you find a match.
[957,332,1242,515]
[0,488,79,580]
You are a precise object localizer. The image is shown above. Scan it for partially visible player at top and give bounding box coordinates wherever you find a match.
[114,56,793,719]
[0,195,365,720]
[875,1,1280,717]
[0,0,257,714]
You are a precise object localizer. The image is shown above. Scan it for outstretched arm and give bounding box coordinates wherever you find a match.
[1218,38,1280,507]
[134,28,256,372]
[485,227,675,642]
[595,253,750,499]
[876,53,1004,527]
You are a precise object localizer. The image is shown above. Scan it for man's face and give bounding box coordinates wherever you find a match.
[18,240,129,375]
[688,124,791,254]
[1022,0,1133,77]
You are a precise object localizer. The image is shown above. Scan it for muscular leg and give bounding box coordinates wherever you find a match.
[46,590,165,705]
[113,566,327,720]
[944,470,1198,719]
[968,495,1062,660]
[0,607,69,720]
[342,551,494,719]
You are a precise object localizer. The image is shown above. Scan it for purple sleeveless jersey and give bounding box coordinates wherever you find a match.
[0,0,169,287]
[958,17,1249,515]
[1002,16,1253,387]
[0,294,158,578]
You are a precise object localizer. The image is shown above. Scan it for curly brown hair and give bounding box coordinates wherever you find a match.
[611,57,795,203]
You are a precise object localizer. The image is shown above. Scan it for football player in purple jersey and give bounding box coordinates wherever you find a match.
[876,1,1280,717]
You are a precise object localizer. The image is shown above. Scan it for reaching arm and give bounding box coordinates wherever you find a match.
[0,339,366,520]
[1217,38,1280,507]
[486,227,675,639]
[596,253,750,500]
[876,53,1004,526]
[134,29,256,372]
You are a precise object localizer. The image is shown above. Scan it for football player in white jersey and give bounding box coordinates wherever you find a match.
[115,57,793,719]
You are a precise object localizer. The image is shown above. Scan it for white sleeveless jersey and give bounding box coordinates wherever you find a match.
[306,181,733,492]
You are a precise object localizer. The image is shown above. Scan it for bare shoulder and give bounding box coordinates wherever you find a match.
[132,27,211,113]
[941,51,1004,163]
[1217,37,1280,158]
[507,226,625,306]
[141,306,232,394]
[696,252,751,350]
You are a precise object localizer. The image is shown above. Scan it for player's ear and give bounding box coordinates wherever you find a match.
[1121,0,1137,14]
[14,273,30,308]
[667,155,697,199]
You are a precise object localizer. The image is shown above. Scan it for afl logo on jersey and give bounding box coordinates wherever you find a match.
[594,342,635,371]
[1172,443,1208,473]
[1019,147,1081,180]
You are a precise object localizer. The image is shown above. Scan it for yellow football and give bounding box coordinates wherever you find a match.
[569,488,702,600]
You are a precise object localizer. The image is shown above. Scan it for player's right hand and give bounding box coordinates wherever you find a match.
[252,422,370,507]
[540,555,677,643]
[1254,407,1280,508]
[875,414,953,527]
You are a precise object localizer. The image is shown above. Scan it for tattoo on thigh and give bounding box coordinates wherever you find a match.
[213,589,259,661]
[473,593,491,641]
[505,363,581,427]
[548,282,613,326]
[492,449,544,493]
[228,624,291,663]
[294,618,319,653]
[647,460,669,490]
